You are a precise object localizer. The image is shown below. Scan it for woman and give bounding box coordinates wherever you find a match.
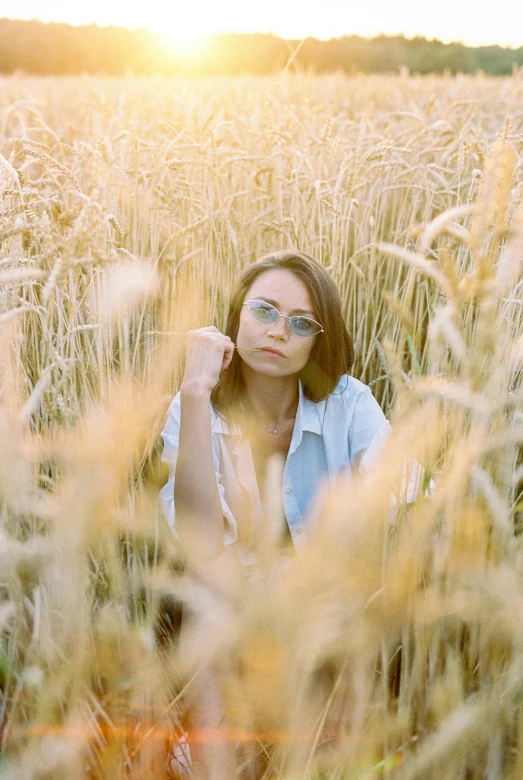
[160,249,390,564]
[160,250,391,778]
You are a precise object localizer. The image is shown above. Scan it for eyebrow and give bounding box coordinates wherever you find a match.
[253,296,316,317]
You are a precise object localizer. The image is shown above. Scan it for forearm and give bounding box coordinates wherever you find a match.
[175,384,225,559]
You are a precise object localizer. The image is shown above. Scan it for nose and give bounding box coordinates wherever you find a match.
[266,314,289,339]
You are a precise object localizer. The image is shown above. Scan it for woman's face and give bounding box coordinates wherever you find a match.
[236,268,319,378]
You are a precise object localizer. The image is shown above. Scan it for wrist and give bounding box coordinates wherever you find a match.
[180,380,213,399]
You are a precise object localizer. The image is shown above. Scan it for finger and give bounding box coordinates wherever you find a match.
[221,342,235,371]
[199,326,222,334]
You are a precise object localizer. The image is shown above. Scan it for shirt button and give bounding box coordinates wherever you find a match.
[285,487,292,494]
[295,527,303,535]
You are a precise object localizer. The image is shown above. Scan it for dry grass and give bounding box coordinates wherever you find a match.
[0,71,522,778]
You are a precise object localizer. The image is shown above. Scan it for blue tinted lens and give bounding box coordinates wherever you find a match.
[290,316,320,336]
[248,301,278,322]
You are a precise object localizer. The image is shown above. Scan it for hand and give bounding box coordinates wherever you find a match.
[181,326,235,395]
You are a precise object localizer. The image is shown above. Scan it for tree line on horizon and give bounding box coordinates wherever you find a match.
[1,18,522,76]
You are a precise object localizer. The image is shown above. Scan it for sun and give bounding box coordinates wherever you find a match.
[160,28,208,57]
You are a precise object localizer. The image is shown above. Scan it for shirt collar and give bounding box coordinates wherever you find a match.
[211,410,237,435]
[211,379,324,436]
[296,378,324,435]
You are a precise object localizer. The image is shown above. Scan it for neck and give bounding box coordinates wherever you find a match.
[240,364,299,426]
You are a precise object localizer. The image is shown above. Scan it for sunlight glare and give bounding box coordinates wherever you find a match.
[161,27,207,57]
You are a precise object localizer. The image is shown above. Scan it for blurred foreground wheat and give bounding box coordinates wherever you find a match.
[0,72,522,778]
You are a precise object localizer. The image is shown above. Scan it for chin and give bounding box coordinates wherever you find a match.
[242,357,288,377]
[256,365,299,379]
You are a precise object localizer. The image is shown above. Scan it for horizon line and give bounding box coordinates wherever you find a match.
[1,16,522,51]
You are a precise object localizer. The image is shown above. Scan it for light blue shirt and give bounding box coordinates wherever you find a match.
[160,374,392,556]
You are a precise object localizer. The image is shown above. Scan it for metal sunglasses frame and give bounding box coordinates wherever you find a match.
[243,299,324,337]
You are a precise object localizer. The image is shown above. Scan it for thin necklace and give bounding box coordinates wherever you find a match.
[240,397,296,436]
[261,423,279,435]
[260,408,296,435]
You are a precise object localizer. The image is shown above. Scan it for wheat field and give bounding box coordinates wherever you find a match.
[0,71,522,779]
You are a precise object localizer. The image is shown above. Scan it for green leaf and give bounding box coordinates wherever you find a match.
[406,332,422,376]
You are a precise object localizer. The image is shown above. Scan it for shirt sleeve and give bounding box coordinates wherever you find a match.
[348,385,392,474]
[159,393,239,545]
[347,385,433,510]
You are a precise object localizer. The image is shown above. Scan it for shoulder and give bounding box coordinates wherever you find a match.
[323,374,388,428]
[332,374,371,396]
[326,374,376,408]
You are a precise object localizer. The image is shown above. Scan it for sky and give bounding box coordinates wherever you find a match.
[2,0,522,50]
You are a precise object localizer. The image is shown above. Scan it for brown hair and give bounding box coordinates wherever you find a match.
[211,250,354,416]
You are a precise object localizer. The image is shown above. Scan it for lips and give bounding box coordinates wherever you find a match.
[259,346,286,358]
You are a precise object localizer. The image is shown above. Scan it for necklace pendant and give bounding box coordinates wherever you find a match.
[263,425,279,435]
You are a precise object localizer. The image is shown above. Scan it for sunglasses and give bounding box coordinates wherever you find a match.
[243,300,324,337]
